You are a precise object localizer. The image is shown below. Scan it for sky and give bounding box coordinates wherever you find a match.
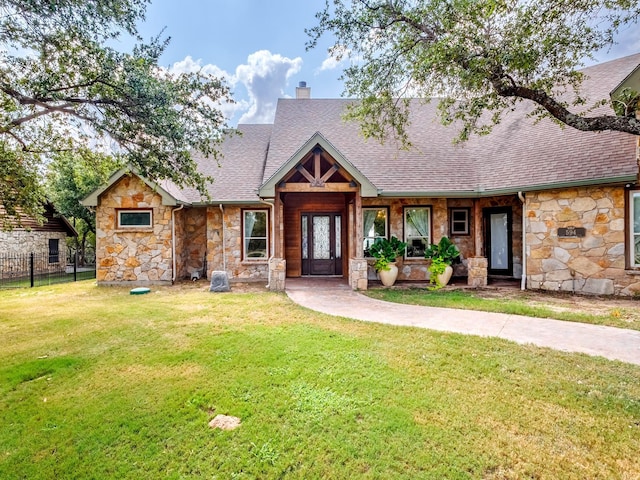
[126,0,640,127]
[126,0,343,126]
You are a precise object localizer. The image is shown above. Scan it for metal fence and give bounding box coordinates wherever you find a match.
[0,251,96,289]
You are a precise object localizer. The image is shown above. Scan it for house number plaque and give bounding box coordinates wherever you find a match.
[558,226,586,238]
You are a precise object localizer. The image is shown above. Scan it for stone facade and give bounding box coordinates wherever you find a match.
[268,258,286,291]
[362,197,449,282]
[176,207,207,281]
[0,230,68,258]
[95,176,174,285]
[93,174,640,296]
[206,205,269,284]
[349,258,368,290]
[526,186,640,296]
[361,196,523,283]
[0,230,69,277]
[467,257,488,288]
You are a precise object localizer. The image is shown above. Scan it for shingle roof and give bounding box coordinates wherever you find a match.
[192,53,639,202]
[182,124,272,203]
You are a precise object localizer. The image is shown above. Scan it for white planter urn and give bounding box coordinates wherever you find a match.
[436,265,453,287]
[378,262,399,287]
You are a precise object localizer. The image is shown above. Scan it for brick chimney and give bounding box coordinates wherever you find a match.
[296,81,310,99]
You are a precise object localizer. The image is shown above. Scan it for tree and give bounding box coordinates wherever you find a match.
[307,0,640,144]
[0,0,232,227]
[46,150,121,265]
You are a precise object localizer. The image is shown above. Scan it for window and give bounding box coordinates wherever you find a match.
[243,209,268,260]
[363,207,388,257]
[48,239,59,264]
[631,191,640,267]
[118,209,152,228]
[450,208,470,235]
[404,207,431,258]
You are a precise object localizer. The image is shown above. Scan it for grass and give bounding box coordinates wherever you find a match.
[1,281,639,479]
[364,287,640,331]
[0,269,96,289]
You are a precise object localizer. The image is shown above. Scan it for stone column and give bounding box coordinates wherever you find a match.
[467,256,488,288]
[268,257,286,291]
[349,258,368,290]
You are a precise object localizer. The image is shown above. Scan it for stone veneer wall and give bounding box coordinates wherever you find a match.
[526,186,640,296]
[362,197,449,282]
[95,176,173,285]
[206,205,269,283]
[0,230,68,257]
[175,207,207,281]
[349,258,368,290]
[0,231,69,276]
[362,196,523,282]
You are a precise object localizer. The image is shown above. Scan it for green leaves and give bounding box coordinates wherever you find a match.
[370,236,408,271]
[310,0,640,144]
[0,0,232,227]
[424,236,460,265]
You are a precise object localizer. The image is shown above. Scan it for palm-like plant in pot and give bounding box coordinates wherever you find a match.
[369,235,407,286]
[424,236,460,289]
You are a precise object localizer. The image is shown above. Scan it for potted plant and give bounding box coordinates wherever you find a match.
[424,236,460,289]
[369,235,407,286]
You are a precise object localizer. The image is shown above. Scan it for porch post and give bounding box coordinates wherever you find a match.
[469,199,488,288]
[349,192,368,290]
[274,193,283,258]
[474,199,483,257]
[266,193,286,291]
[354,193,363,258]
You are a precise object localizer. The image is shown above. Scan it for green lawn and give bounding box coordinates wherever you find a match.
[1,282,639,479]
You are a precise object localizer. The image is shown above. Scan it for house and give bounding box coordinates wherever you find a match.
[82,53,640,296]
[0,202,78,269]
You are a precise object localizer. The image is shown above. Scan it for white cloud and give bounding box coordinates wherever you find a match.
[167,51,302,125]
[319,55,343,72]
[170,55,232,80]
[166,56,244,121]
[318,44,351,72]
[234,50,302,124]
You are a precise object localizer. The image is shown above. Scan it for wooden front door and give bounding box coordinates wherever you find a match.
[301,213,343,276]
[483,207,513,276]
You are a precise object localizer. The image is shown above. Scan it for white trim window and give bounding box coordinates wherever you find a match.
[363,207,388,257]
[243,209,269,260]
[450,208,470,235]
[631,191,640,267]
[404,207,431,258]
[118,209,152,228]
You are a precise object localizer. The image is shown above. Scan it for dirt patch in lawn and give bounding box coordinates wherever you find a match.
[473,287,640,319]
[381,279,640,325]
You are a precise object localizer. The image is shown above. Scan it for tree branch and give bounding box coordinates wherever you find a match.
[488,69,640,135]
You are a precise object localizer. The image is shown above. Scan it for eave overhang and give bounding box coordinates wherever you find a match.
[610,62,640,100]
[378,175,638,198]
[81,168,189,207]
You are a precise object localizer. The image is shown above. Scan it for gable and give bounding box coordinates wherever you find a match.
[259,132,378,198]
[82,168,186,207]
[610,61,640,116]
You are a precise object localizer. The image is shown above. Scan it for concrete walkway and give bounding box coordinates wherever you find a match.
[285,278,640,366]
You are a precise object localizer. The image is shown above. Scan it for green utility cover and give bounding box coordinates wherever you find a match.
[130,287,151,295]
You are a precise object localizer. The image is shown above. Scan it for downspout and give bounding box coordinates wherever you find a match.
[171,204,185,283]
[517,191,526,291]
[259,198,276,289]
[219,204,226,273]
